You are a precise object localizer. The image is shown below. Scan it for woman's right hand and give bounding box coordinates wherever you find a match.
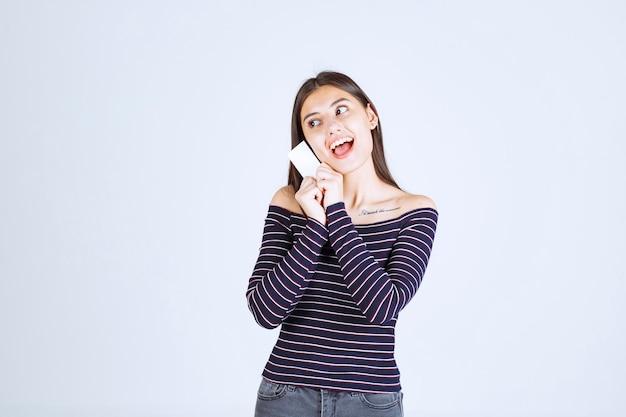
[295,176,326,225]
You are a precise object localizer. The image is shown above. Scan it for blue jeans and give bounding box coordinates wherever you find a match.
[254,379,404,417]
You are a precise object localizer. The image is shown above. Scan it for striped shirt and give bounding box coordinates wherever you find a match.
[246,202,438,393]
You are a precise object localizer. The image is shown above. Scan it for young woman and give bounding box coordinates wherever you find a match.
[246,71,438,417]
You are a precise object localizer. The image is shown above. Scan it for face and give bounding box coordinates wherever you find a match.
[300,85,378,174]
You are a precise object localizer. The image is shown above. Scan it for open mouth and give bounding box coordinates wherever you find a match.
[330,137,354,157]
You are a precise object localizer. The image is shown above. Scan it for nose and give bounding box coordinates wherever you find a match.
[327,120,342,135]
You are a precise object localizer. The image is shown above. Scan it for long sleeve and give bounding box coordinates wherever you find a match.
[326,202,438,324]
[246,206,329,329]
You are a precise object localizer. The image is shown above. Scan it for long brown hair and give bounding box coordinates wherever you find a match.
[288,71,399,190]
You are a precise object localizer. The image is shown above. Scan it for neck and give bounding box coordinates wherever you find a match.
[341,163,389,211]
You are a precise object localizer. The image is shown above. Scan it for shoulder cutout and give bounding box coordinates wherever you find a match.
[270,186,304,215]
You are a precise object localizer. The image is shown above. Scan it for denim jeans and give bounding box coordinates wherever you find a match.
[254,379,404,417]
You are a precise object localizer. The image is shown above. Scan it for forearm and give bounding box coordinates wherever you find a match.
[246,215,328,329]
[327,202,437,324]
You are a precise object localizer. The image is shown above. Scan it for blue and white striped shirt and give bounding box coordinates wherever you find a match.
[247,202,438,393]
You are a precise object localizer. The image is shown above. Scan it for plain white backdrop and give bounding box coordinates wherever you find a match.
[1,1,625,416]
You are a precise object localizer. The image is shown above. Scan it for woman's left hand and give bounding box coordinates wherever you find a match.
[316,163,343,209]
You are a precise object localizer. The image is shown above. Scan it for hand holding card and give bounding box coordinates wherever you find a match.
[288,141,320,178]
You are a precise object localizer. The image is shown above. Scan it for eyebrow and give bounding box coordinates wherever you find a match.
[302,97,350,124]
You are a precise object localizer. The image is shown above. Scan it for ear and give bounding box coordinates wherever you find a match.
[366,103,378,130]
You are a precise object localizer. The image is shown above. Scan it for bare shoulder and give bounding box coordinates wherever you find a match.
[270,185,303,215]
[401,193,437,212]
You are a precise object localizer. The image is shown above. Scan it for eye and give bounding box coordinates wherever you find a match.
[336,105,348,115]
[308,119,320,128]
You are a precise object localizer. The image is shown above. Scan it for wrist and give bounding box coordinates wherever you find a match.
[325,201,346,214]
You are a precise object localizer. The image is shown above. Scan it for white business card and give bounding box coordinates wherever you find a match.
[288,141,320,178]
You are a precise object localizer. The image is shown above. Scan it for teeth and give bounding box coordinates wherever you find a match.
[330,137,353,151]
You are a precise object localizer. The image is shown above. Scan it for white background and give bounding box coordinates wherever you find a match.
[1,1,625,416]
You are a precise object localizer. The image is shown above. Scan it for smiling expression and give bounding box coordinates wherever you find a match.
[300,85,378,174]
